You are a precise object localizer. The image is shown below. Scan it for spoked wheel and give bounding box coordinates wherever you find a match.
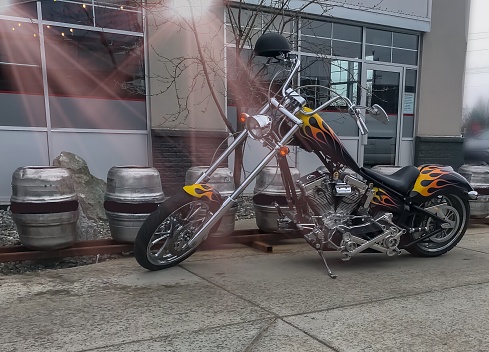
[406,194,469,257]
[134,191,214,270]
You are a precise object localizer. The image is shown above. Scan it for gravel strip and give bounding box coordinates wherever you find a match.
[0,196,256,275]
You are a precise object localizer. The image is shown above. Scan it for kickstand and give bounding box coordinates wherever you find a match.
[318,250,337,279]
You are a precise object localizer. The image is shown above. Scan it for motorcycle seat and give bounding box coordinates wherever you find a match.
[360,165,420,195]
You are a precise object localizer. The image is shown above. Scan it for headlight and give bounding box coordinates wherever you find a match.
[246,114,272,139]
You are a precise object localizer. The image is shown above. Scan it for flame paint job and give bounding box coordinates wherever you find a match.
[371,187,403,211]
[183,184,222,203]
[411,165,470,198]
[295,107,359,172]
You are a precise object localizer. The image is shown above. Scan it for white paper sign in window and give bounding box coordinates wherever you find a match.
[403,92,415,114]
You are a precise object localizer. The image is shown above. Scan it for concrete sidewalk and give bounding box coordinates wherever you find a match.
[2,223,489,351]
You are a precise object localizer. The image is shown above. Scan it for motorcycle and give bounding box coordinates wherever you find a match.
[134,32,477,278]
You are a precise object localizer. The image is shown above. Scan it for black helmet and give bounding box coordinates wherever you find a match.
[254,32,291,57]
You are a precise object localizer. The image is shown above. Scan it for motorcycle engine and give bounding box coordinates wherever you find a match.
[297,169,364,217]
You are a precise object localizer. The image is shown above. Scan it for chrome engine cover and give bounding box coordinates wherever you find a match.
[297,170,364,217]
[297,169,403,255]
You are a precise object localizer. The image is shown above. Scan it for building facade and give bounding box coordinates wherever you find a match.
[0,0,470,202]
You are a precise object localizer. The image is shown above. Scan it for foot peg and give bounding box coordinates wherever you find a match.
[273,202,294,231]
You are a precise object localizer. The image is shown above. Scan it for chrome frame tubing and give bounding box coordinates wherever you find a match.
[195,129,248,184]
[195,102,272,184]
[188,123,301,246]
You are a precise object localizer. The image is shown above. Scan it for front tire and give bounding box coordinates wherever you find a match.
[406,194,469,257]
[134,191,214,271]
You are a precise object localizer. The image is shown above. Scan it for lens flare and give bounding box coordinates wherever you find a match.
[165,0,214,20]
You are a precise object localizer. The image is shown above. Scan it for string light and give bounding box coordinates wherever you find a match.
[17,23,21,26]
[11,27,15,31]
[120,6,124,9]
[61,32,65,36]
[82,4,86,8]
[70,28,73,33]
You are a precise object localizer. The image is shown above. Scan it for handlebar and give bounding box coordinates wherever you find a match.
[277,57,368,135]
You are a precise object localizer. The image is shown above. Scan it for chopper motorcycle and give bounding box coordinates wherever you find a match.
[134,32,477,278]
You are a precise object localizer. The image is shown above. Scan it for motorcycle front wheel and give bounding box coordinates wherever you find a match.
[406,194,469,257]
[134,191,214,270]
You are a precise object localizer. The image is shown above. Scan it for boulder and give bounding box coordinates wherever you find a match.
[52,152,107,241]
[53,151,107,221]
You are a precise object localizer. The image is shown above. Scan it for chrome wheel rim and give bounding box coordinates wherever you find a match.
[415,195,465,252]
[147,201,211,265]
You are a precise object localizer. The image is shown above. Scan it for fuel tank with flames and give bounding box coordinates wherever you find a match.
[293,107,360,173]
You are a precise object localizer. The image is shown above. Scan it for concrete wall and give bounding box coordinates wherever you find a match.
[147,1,227,132]
[416,0,470,137]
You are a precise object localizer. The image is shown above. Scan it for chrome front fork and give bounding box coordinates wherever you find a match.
[188,123,301,246]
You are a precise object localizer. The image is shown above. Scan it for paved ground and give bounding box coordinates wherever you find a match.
[2,221,489,351]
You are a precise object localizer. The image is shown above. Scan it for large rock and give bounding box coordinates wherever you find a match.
[53,152,107,221]
[52,152,107,241]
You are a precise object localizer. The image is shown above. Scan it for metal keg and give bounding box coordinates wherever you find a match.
[458,164,489,218]
[10,166,79,250]
[104,166,165,243]
[253,166,300,233]
[185,166,235,237]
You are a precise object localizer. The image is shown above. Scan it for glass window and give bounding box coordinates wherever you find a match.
[300,56,361,136]
[0,21,44,127]
[300,56,331,108]
[226,48,285,110]
[42,1,94,26]
[0,1,37,18]
[226,8,262,47]
[403,69,417,137]
[0,21,40,67]
[332,23,362,42]
[300,37,331,55]
[227,8,256,28]
[367,70,399,114]
[332,40,361,59]
[44,26,144,99]
[301,19,331,38]
[366,28,391,46]
[0,20,43,93]
[227,27,261,46]
[365,45,390,62]
[393,32,418,50]
[392,48,417,65]
[365,29,419,65]
[95,6,143,32]
[330,60,360,104]
[263,14,294,34]
[44,26,146,129]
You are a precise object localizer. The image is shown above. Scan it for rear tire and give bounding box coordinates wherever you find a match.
[406,194,469,257]
[134,190,214,271]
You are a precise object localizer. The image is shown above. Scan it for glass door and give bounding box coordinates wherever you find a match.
[360,64,403,168]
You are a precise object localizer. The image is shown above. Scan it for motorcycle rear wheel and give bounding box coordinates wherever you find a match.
[406,194,469,257]
[134,191,214,271]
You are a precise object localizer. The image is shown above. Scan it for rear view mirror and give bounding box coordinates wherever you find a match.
[367,104,389,124]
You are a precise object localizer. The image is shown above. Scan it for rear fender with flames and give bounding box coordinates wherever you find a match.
[407,165,475,204]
